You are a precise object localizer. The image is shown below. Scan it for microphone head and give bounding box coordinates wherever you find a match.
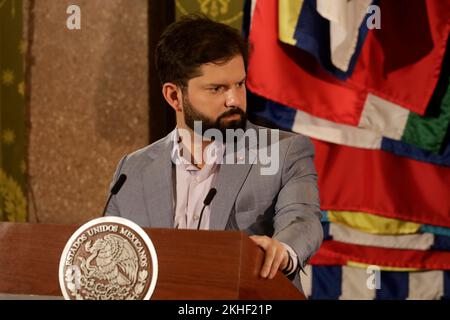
[203,188,217,206]
[111,174,127,195]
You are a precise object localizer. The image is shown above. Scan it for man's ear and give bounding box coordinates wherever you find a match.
[162,83,183,112]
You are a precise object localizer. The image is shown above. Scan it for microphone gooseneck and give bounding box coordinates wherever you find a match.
[197,188,217,230]
[102,174,127,217]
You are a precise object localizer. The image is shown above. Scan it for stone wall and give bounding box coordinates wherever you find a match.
[26,0,149,224]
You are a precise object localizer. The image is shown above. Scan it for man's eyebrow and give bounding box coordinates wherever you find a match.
[205,82,225,87]
[205,76,247,87]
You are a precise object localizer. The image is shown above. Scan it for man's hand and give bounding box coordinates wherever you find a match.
[249,235,289,279]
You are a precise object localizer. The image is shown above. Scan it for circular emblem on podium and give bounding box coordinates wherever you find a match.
[59,217,158,300]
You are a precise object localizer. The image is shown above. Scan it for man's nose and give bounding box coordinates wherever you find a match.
[224,88,242,108]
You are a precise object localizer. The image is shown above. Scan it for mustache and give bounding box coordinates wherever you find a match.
[217,108,246,121]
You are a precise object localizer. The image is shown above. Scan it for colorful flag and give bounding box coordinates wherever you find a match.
[293,0,373,79]
[248,0,450,127]
[249,92,450,166]
[316,0,373,73]
[247,0,366,126]
[310,240,450,270]
[347,0,450,116]
[323,210,423,236]
[313,139,450,227]
[301,265,450,300]
[322,221,450,251]
[278,0,304,46]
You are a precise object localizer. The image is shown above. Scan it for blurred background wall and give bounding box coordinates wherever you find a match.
[25,0,149,224]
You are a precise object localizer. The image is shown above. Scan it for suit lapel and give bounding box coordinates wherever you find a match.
[142,132,174,228]
[209,162,254,230]
[210,122,259,230]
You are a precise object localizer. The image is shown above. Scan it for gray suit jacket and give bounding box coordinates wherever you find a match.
[105,121,323,293]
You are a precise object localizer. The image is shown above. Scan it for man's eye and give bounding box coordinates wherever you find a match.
[237,81,246,88]
[210,86,221,92]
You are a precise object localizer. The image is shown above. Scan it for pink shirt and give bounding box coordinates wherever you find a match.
[172,129,224,229]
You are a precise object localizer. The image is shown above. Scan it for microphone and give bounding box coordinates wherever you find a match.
[197,188,217,230]
[102,174,127,217]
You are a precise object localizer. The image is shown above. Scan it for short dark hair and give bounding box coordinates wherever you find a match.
[155,14,248,87]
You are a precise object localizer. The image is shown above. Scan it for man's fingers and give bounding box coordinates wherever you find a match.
[249,236,289,279]
[261,246,276,278]
[249,235,269,249]
[268,250,287,279]
[250,236,275,278]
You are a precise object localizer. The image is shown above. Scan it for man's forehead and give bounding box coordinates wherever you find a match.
[201,55,244,70]
[192,57,246,84]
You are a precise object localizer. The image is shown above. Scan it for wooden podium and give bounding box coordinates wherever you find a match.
[0,222,305,300]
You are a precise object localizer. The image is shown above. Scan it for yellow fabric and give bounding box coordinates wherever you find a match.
[328,210,421,235]
[278,0,304,45]
[347,261,422,272]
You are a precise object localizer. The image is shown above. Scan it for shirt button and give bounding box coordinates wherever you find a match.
[194,215,199,220]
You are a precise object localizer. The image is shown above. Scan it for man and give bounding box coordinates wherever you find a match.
[105,15,323,293]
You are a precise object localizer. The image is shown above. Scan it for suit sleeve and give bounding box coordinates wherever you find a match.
[104,155,128,217]
[273,134,323,269]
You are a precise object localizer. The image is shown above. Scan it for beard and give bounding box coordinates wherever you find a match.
[183,94,247,139]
